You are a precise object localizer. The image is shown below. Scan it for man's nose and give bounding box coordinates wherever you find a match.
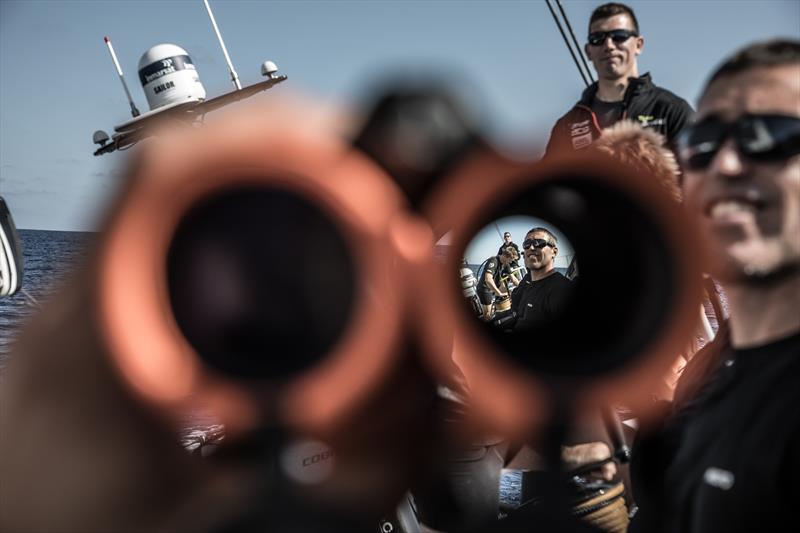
[709,138,745,178]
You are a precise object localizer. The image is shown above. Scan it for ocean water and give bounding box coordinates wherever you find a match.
[0,229,223,444]
[0,229,95,369]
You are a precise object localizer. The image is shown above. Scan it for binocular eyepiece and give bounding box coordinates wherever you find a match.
[166,185,356,381]
[98,109,417,438]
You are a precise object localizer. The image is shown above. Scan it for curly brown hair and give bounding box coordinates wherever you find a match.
[593,121,682,203]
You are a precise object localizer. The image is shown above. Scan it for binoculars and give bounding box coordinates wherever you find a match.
[6,85,707,532]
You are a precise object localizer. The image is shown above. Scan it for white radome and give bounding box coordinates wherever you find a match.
[137,44,207,111]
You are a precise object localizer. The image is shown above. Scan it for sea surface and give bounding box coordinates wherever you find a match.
[0,229,95,369]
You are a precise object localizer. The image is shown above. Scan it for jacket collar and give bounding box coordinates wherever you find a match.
[577,72,654,106]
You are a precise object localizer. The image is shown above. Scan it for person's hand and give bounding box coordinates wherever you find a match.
[561,442,617,481]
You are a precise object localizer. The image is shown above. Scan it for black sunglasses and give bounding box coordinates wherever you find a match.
[587,29,638,46]
[677,113,800,171]
[523,238,555,250]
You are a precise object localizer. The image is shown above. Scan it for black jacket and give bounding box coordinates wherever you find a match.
[497,241,520,258]
[544,73,693,158]
[509,271,572,332]
[631,326,800,533]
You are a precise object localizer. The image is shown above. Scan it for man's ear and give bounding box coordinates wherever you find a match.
[635,36,644,56]
[553,246,558,257]
[584,42,593,61]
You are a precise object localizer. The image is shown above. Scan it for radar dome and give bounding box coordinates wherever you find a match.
[138,44,206,111]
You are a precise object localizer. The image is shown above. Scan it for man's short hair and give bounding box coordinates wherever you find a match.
[704,39,800,92]
[504,232,511,237]
[589,2,639,34]
[527,227,558,246]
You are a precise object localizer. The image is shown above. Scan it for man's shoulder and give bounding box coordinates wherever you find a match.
[548,271,571,285]
[629,76,694,138]
[634,76,693,111]
[672,324,730,411]
[648,83,693,110]
[553,103,594,126]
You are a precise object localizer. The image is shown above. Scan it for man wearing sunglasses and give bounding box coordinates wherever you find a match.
[544,2,692,157]
[508,228,572,333]
[631,40,800,533]
[497,231,522,272]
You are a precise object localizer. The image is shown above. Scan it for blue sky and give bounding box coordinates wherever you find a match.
[1,0,798,231]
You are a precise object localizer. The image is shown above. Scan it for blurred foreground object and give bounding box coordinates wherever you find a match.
[1,98,437,533]
[630,39,800,533]
[1,83,708,532]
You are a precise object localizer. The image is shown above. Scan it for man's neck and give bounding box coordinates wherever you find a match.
[531,267,556,282]
[723,273,800,349]
[595,72,637,103]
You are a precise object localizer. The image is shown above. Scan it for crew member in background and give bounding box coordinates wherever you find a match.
[497,231,521,267]
[545,2,692,157]
[476,248,519,319]
[631,39,800,533]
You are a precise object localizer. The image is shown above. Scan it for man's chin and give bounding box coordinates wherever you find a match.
[711,251,800,286]
[599,65,628,81]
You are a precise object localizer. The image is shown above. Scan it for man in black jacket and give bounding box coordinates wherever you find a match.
[545,2,692,157]
[497,231,522,276]
[630,39,800,533]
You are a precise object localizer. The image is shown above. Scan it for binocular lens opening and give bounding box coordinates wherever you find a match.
[167,184,357,381]
[460,177,677,378]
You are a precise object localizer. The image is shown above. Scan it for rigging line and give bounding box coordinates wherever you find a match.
[556,0,595,84]
[494,222,504,241]
[544,0,591,88]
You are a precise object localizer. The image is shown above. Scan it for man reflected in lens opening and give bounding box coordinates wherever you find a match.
[494,227,573,333]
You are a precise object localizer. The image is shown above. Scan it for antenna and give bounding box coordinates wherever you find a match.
[202,0,242,90]
[104,36,140,118]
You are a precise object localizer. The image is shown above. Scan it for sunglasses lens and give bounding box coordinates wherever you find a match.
[610,30,632,43]
[740,115,800,162]
[588,33,604,46]
[680,115,800,170]
[685,152,717,171]
[679,117,727,170]
[524,239,550,249]
[588,30,635,46]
